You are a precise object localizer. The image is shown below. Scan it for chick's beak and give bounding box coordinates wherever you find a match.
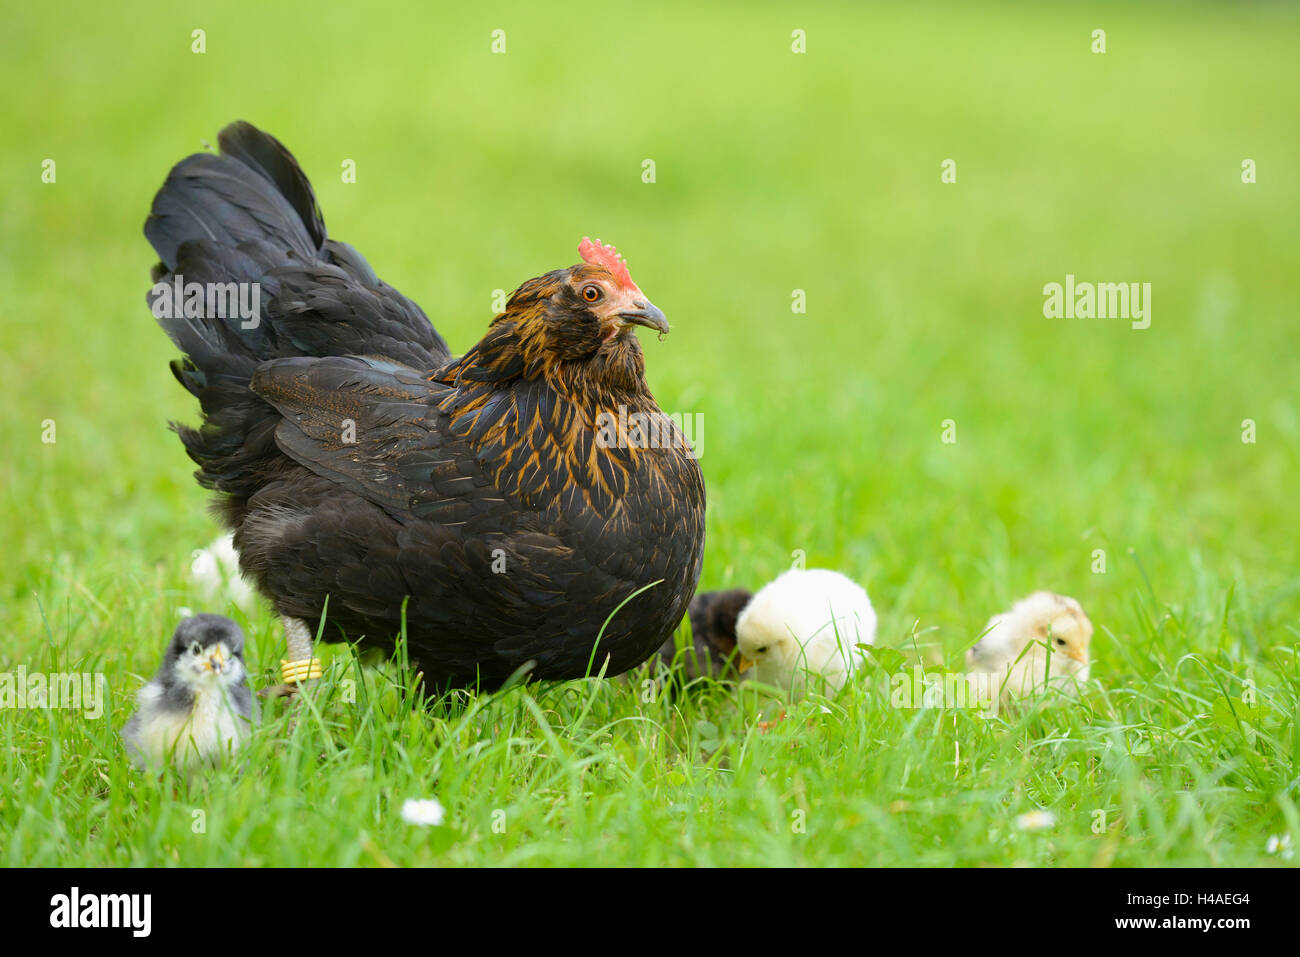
[206,645,227,674]
[617,300,669,336]
[1064,646,1088,664]
[737,654,754,674]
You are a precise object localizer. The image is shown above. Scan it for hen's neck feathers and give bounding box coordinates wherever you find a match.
[429,297,699,518]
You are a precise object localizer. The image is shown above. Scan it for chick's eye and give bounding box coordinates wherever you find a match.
[757,646,768,654]
[189,642,202,656]
[1055,638,1066,646]
[581,284,602,303]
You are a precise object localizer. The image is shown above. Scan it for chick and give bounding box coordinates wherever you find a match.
[656,588,754,683]
[190,532,257,612]
[122,614,258,772]
[735,569,876,698]
[965,591,1092,698]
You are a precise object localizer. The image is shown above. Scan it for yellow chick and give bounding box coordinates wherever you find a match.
[735,568,875,699]
[965,591,1092,699]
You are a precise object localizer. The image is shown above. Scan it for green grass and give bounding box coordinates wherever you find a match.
[2,0,1298,866]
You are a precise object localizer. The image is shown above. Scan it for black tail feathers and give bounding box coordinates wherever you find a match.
[144,122,446,501]
[145,121,325,273]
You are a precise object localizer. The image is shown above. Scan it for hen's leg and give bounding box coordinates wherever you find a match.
[259,616,319,701]
[283,616,314,667]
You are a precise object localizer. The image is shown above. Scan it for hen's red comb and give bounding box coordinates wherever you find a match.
[579,237,641,294]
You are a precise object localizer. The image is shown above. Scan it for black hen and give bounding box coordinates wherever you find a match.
[145,122,706,690]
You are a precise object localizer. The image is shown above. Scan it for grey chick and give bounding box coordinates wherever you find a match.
[122,614,258,772]
[656,588,754,684]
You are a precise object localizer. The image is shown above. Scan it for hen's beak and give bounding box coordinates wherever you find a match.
[737,654,754,674]
[617,300,669,336]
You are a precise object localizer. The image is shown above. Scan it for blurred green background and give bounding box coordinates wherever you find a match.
[5,0,1296,639]
[1,1,1298,865]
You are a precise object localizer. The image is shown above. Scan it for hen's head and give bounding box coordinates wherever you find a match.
[476,239,668,394]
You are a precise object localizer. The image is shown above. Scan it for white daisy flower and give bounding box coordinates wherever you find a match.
[1015,810,1056,832]
[1265,834,1293,859]
[401,798,446,827]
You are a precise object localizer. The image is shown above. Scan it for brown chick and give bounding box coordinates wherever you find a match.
[656,588,753,684]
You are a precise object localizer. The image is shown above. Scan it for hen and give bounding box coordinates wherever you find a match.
[144,122,706,690]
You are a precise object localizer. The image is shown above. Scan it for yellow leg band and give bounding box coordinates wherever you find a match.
[280,658,323,684]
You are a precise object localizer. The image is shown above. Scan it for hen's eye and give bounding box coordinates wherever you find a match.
[581,284,602,303]
[189,641,202,656]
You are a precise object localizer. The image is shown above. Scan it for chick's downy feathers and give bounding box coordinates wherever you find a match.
[121,614,258,772]
[734,569,876,698]
[656,587,753,682]
[190,532,257,612]
[965,591,1093,697]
